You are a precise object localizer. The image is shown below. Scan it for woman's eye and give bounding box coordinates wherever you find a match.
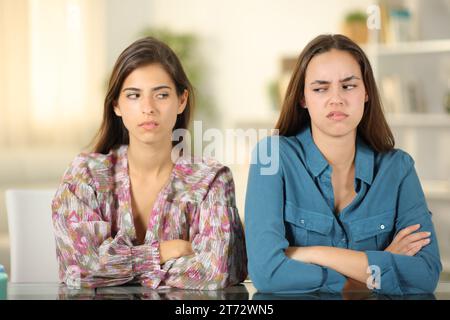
[156,93,169,99]
[313,87,327,93]
[126,93,140,99]
[343,84,357,90]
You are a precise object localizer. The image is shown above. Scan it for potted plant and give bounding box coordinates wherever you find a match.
[342,10,368,44]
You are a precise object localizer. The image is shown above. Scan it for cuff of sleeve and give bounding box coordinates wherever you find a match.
[320,267,347,293]
[131,240,167,288]
[365,250,402,295]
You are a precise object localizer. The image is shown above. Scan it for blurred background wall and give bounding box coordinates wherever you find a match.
[1,0,450,280]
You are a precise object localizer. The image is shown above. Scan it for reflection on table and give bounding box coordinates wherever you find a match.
[6,280,450,300]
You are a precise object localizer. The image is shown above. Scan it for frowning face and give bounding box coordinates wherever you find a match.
[303,49,368,139]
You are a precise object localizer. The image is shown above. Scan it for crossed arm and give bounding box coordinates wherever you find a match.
[285,224,431,290]
[246,146,441,294]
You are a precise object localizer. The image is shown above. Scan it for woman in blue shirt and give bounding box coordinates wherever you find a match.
[245,34,442,295]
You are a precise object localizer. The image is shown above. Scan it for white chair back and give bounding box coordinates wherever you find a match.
[6,189,59,283]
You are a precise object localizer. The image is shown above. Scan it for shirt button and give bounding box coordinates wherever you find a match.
[300,219,305,224]
[380,224,385,230]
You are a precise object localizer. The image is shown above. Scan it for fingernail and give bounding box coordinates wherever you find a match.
[426,232,431,236]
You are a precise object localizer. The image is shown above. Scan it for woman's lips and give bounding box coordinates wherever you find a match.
[327,111,348,121]
[139,121,159,130]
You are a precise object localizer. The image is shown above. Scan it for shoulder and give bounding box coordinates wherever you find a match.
[169,156,234,203]
[251,135,300,160]
[375,148,415,170]
[373,148,416,183]
[174,155,233,187]
[60,147,121,191]
[250,135,301,177]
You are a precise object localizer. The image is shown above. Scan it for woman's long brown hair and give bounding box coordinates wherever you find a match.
[275,34,394,153]
[90,37,194,154]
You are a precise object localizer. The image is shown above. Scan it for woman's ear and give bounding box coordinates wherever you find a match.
[300,99,307,109]
[177,90,188,114]
[365,94,369,103]
[113,101,122,117]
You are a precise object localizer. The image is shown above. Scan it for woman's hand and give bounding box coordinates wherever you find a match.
[385,224,431,256]
[343,278,369,291]
[159,239,194,264]
[342,278,372,299]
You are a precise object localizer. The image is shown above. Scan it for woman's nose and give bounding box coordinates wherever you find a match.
[141,97,156,114]
[329,87,344,106]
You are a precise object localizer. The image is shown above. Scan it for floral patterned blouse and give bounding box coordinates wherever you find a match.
[52,145,248,290]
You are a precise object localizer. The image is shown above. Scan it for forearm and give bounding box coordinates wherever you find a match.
[287,246,370,284]
[55,223,165,288]
[163,235,247,290]
[159,239,194,264]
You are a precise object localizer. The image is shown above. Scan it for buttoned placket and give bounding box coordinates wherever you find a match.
[338,180,368,249]
[317,166,335,215]
[294,125,377,252]
[319,170,367,249]
[315,166,346,248]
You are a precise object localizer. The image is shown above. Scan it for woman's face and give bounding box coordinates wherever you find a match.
[114,63,187,147]
[303,49,367,139]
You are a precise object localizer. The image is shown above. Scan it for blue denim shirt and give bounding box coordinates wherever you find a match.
[245,125,442,295]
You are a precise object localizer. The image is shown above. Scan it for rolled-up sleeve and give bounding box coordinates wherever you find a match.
[365,154,442,295]
[245,138,347,293]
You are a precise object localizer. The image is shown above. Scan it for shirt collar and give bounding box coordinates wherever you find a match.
[295,126,329,177]
[355,135,374,185]
[295,125,374,185]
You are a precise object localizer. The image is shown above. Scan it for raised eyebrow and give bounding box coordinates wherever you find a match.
[310,76,361,85]
[340,75,361,82]
[310,80,330,85]
[152,85,172,92]
[122,87,141,92]
[121,85,173,92]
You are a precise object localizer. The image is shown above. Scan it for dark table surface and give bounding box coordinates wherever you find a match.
[5,280,450,300]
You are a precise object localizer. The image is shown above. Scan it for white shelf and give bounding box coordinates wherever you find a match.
[365,39,450,56]
[386,113,450,128]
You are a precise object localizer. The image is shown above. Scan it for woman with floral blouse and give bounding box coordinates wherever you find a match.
[52,37,247,289]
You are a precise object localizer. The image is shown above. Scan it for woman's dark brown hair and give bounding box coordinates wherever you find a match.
[275,34,394,153]
[91,36,194,154]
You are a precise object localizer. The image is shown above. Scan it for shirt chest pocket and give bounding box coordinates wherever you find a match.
[284,202,334,247]
[350,211,395,250]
